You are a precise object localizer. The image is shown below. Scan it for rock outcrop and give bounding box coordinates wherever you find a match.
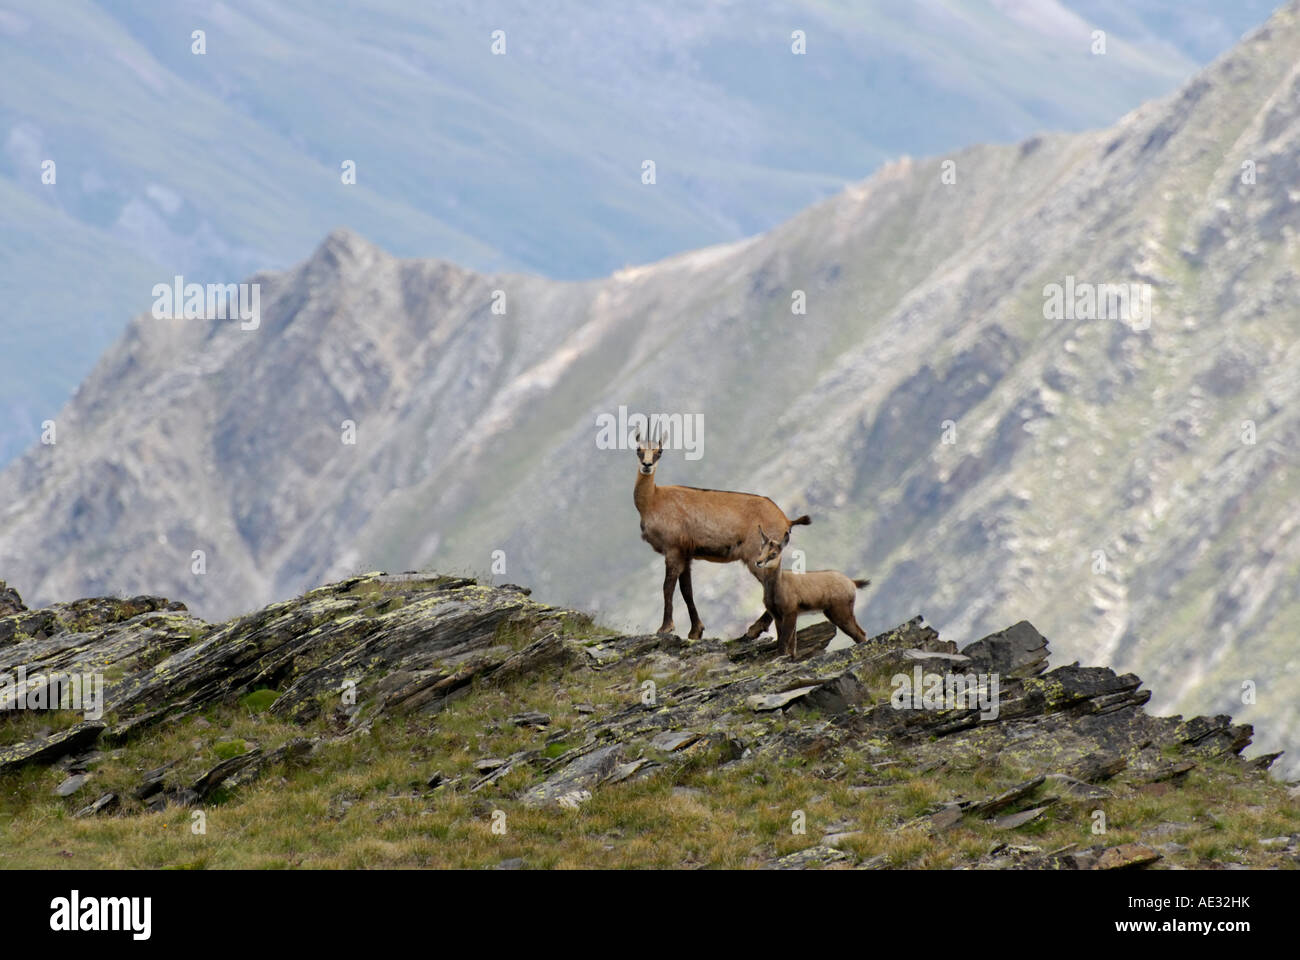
[1,573,1290,869]
[0,580,24,617]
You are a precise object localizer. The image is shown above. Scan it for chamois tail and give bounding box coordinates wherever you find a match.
[790,514,812,526]
[853,578,872,589]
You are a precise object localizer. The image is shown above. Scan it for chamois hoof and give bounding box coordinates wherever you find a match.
[687,626,704,641]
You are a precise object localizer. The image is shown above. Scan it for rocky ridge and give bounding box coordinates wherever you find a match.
[1,575,1294,869]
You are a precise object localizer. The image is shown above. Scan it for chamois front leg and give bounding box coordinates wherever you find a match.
[739,558,773,640]
[678,560,704,640]
[741,609,773,640]
[776,612,798,658]
[658,554,685,635]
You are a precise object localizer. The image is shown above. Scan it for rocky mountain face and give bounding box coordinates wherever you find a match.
[2,4,1299,777]
[1,575,1294,869]
[6,0,1267,471]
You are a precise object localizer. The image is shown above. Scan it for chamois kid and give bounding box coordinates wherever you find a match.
[633,428,810,639]
[753,525,870,658]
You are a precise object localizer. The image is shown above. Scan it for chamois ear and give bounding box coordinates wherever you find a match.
[757,525,770,544]
[781,529,790,547]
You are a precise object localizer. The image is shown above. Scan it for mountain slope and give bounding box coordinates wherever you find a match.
[3,3,1300,773]
[0,0,1278,466]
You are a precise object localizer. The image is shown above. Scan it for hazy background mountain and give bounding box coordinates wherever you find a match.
[0,0,1280,467]
[3,3,1299,771]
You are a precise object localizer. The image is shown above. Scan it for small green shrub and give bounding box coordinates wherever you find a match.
[213,739,250,759]
[240,688,281,713]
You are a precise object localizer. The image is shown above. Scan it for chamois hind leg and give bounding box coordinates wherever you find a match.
[657,554,685,635]
[678,561,704,640]
[827,602,868,644]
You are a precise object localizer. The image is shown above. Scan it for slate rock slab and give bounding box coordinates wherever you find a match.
[54,773,88,797]
[522,745,623,807]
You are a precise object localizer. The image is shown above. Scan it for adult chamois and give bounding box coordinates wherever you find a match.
[754,524,870,658]
[633,428,810,639]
